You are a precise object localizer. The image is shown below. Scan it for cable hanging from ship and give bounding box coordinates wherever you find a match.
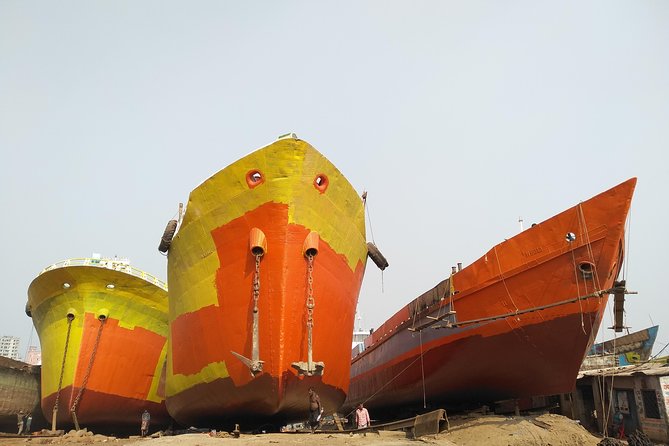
[363,191,389,292]
[579,204,600,335]
[568,231,587,335]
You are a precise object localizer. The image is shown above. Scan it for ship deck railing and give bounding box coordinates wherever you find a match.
[40,258,168,291]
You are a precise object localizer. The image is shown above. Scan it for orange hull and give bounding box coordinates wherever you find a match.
[166,137,367,426]
[347,178,636,415]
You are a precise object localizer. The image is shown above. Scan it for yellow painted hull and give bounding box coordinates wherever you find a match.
[27,261,170,431]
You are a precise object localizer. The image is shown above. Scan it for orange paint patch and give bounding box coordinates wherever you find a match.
[75,313,166,401]
[171,202,365,394]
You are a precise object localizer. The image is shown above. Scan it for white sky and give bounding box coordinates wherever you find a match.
[1,1,668,359]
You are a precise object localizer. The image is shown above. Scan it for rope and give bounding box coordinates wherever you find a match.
[493,246,520,314]
[364,196,376,246]
[364,195,385,293]
[594,203,635,436]
[569,247,586,335]
[577,204,602,291]
[71,318,106,416]
[346,349,426,421]
[24,325,35,361]
[419,330,426,409]
[623,209,632,283]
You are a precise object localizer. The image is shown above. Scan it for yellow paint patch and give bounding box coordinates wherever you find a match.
[166,361,230,397]
[169,138,367,317]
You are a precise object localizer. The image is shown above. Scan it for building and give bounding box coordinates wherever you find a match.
[0,336,20,360]
[24,346,41,366]
[560,362,669,443]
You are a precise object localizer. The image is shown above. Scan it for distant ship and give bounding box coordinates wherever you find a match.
[346,179,636,416]
[163,135,369,427]
[26,256,170,432]
[581,325,658,370]
[0,356,40,432]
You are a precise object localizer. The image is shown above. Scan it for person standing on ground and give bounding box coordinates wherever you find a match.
[24,413,32,434]
[140,409,151,437]
[355,403,371,433]
[17,410,24,435]
[308,387,322,433]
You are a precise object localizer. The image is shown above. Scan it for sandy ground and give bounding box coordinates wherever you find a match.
[0,413,606,446]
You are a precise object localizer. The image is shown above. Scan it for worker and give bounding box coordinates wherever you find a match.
[140,409,151,437]
[355,403,371,435]
[307,387,322,433]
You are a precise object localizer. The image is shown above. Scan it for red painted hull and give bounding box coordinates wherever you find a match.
[347,179,636,414]
[42,387,169,434]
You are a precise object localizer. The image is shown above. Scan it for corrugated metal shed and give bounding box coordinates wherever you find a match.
[578,362,669,379]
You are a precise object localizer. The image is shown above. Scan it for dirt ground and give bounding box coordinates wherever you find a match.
[0,413,606,446]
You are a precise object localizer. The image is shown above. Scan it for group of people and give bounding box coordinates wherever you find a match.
[307,387,371,433]
[19,392,369,437]
[16,411,32,435]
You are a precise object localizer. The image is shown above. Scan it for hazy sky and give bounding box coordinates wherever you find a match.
[1,1,668,359]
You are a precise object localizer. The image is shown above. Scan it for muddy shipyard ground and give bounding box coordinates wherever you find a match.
[0,414,607,446]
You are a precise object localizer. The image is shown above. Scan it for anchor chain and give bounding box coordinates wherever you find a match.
[253,253,261,321]
[52,314,75,429]
[306,253,315,341]
[70,317,106,429]
[249,253,263,375]
[291,253,324,376]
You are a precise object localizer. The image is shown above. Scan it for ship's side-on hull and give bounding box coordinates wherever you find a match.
[347,178,636,416]
[0,357,41,432]
[27,261,170,433]
[166,137,367,427]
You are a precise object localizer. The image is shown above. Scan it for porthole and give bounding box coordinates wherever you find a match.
[314,174,329,193]
[578,262,595,280]
[246,170,265,189]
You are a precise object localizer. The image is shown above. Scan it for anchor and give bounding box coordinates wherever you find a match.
[231,303,264,376]
[232,228,267,377]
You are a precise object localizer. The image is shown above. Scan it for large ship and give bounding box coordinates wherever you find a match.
[346,178,636,416]
[163,135,368,427]
[26,256,171,433]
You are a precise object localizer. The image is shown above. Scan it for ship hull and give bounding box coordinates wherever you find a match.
[27,262,170,433]
[166,137,367,427]
[347,178,636,415]
[0,357,41,432]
